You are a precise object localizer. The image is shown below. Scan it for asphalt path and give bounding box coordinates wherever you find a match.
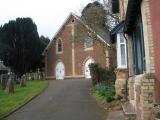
[4,79,107,120]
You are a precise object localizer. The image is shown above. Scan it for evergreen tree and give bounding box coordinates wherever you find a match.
[0,18,49,77]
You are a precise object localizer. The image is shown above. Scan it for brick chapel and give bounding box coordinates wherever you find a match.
[43,13,115,80]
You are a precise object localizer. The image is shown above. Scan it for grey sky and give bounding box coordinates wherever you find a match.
[0,0,91,39]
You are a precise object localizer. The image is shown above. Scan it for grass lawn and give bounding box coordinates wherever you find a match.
[0,80,48,119]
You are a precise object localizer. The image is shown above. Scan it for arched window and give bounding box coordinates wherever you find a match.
[84,37,93,49]
[56,39,63,53]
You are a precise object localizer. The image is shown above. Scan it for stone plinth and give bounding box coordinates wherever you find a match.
[115,68,128,96]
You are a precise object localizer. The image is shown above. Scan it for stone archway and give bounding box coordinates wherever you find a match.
[84,58,94,79]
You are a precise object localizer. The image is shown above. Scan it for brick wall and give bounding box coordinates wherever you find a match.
[46,16,73,79]
[140,75,155,120]
[74,39,107,76]
[119,0,128,20]
[45,15,112,79]
[115,70,128,96]
[141,0,155,74]
[131,74,155,120]
[150,0,160,103]
[120,0,156,119]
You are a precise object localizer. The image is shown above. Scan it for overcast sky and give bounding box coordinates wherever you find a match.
[0,0,91,39]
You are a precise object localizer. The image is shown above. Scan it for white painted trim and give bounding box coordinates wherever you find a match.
[82,56,94,76]
[55,61,65,80]
[117,33,127,69]
[105,49,109,68]
[83,58,95,79]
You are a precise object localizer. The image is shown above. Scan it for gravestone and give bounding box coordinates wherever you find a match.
[20,75,27,87]
[5,74,14,93]
[1,74,8,90]
[28,73,32,80]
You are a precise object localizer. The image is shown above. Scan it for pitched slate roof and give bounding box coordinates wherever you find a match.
[110,21,125,44]
[42,13,110,55]
[74,14,110,44]
[111,21,125,35]
[94,27,110,43]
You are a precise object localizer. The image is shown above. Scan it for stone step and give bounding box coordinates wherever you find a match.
[121,102,136,116]
[106,111,125,120]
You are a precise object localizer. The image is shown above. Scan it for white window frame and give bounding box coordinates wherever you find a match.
[117,33,127,68]
[56,39,63,54]
[84,37,93,50]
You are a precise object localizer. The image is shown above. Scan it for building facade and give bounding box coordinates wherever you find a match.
[43,13,114,80]
[111,0,160,119]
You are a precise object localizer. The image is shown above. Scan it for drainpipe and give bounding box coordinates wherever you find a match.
[123,32,129,101]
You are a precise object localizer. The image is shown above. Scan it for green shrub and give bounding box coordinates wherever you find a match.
[89,63,99,85]
[94,83,115,102]
[116,95,123,100]
[95,84,107,95]
[106,90,115,101]
[106,95,114,102]
[90,63,116,102]
[89,63,115,85]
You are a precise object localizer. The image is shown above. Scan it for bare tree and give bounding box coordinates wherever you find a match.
[103,0,119,30]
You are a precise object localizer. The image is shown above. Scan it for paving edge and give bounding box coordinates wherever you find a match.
[0,80,49,120]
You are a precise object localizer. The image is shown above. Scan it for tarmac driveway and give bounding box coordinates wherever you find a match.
[4,79,107,120]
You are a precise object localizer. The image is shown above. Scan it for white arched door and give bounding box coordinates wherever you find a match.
[84,59,94,79]
[55,62,65,80]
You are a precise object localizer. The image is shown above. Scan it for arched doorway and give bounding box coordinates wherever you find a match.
[84,58,94,79]
[55,62,65,80]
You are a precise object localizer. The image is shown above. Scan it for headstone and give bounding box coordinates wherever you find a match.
[26,73,31,81]
[5,75,14,94]
[32,73,34,80]
[16,77,20,84]
[35,73,38,80]
[28,74,31,80]
[39,72,43,80]
[20,75,27,87]
[37,68,41,80]
[1,74,8,90]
